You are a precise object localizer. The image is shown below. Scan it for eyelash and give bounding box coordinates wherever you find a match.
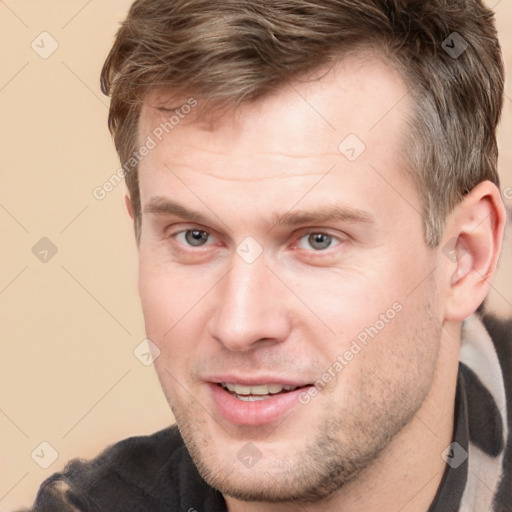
[169,227,344,253]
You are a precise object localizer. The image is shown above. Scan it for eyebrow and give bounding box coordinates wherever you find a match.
[274,206,374,227]
[144,197,209,223]
[144,196,375,228]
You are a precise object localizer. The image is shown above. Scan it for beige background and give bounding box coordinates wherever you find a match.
[0,1,511,510]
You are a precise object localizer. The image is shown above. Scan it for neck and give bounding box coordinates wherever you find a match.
[225,322,461,512]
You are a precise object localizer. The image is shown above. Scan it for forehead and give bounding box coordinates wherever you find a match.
[136,53,415,214]
[140,54,410,153]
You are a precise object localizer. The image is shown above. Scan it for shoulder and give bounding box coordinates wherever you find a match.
[27,425,196,512]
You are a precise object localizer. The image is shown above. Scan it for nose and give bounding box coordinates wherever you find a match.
[207,256,292,352]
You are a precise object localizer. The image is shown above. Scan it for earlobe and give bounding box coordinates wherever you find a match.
[443,181,507,322]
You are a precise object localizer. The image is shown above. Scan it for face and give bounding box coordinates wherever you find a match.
[136,55,443,503]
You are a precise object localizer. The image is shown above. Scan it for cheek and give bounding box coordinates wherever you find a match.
[304,254,438,374]
[279,265,407,348]
[139,267,201,397]
[138,264,173,337]
[145,273,190,356]
[363,277,440,381]
[286,233,427,321]
[138,255,220,354]
[138,257,190,342]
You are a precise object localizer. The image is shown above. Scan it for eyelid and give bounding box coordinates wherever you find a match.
[165,221,209,236]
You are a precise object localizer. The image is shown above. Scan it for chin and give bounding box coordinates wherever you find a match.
[180,413,389,505]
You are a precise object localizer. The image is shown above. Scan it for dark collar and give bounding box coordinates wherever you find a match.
[428,366,469,512]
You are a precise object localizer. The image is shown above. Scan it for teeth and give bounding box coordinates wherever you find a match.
[226,383,252,394]
[236,395,268,402]
[221,383,300,396]
[251,385,275,395]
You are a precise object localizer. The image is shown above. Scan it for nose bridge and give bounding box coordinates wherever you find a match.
[208,254,290,351]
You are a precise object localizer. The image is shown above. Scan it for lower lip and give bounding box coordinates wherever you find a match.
[208,383,311,426]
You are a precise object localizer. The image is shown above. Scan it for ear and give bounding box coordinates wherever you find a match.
[442,181,507,322]
[125,192,134,220]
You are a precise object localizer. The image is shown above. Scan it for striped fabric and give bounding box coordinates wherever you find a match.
[458,313,511,511]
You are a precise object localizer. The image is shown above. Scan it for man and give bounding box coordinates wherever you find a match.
[26,0,511,511]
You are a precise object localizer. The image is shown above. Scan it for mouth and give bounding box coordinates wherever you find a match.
[219,382,305,401]
[209,380,313,426]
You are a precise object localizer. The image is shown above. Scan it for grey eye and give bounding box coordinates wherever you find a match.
[307,233,333,250]
[184,229,210,246]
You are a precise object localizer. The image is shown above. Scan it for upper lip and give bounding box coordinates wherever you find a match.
[206,375,312,387]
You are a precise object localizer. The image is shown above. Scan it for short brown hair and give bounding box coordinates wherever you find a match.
[100,0,504,246]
